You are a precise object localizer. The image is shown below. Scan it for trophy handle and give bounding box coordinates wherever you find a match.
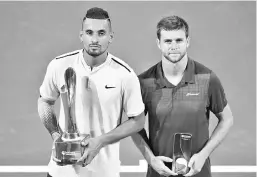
[61,91,77,134]
[52,67,92,165]
[61,67,80,138]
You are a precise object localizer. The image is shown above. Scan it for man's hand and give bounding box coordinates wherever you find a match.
[51,132,61,163]
[51,132,61,150]
[184,153,208,176]
[52,132,61,142]
[77,137,104,166]
[150,156,178,176]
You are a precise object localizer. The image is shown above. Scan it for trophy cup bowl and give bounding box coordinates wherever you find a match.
[52,67,90,166]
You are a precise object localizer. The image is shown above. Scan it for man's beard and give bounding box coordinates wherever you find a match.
[165,52,186,64]
[85,47,104,57]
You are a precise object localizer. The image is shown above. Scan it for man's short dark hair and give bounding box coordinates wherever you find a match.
[157,15,189,39]
[82,7,112,30]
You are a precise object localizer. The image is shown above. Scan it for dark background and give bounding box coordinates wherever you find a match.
[0,1,255,177]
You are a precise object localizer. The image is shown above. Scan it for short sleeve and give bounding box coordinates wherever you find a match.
[208,71,227,114]
[39,59,60,101]
[122,72,145,117]
[138,75,148,116]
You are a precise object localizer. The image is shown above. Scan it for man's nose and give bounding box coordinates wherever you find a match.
[170,42,179,50]
[91,34,99,43]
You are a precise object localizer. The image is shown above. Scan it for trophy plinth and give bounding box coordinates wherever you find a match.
[53,134,90,166]
[172,133,192,175]
[52,67,90,166]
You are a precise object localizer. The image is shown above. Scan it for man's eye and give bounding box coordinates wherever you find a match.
[165,40,172,43]
[86,31,93,35]
[99,32,106,36]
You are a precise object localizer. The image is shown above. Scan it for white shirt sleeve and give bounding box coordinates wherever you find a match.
[39,59,60,101]
[122,71,145,117]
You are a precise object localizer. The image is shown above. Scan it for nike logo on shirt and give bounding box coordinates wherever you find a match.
[105,85,116,89]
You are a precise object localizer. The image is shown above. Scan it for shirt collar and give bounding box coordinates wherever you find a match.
[156,57,195,89]
[79,49,111,72]
[182,58,195,84]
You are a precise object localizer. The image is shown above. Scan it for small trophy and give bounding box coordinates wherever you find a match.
[172,133,192,175]
[52,67,90,165]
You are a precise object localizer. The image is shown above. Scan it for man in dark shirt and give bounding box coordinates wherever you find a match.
[131,15,233,177]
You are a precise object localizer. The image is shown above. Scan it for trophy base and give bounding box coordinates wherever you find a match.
[52,134,90,166]
[173,157,189,175]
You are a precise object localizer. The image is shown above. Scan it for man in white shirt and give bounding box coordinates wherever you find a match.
[38,7,145,177]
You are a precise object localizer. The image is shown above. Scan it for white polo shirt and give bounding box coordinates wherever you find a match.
[39,49,145,177]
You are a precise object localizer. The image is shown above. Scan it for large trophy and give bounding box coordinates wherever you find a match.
[52,67,90,166]
[172,133,192,175]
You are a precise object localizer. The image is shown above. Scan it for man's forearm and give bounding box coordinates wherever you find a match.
[37,97,60,139]
[98,112,145,147]
[131,129,155,164]
[200,107,233,158]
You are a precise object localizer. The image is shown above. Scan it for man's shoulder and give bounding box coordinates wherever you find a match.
[138,63,159,79]
[138,63,159,89]
[191,59,220,85]
[47,49,81,71]
[109,53,134,74]
[191,59,212,75]
[55,49,81,60]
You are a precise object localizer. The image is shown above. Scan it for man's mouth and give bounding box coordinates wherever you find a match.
[89,45,100,48]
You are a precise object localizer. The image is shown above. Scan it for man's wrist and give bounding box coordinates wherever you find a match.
[96,135,107,148]
[199,148,211,160]
[149,155,157,166]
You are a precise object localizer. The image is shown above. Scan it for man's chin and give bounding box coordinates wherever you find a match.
[90,53,101,57]
[87,51,102,57]
[84,48,108,57]
[170,59,180,64]
[166,57,181,64]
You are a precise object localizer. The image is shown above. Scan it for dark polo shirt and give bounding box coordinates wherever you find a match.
[138,58,227,177]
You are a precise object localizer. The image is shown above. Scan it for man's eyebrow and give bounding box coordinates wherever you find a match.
[164,38,184,41]
[84,29,106,32]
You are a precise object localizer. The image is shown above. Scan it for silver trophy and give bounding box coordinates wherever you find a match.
[52,67,90,165]
[172,133,192,175]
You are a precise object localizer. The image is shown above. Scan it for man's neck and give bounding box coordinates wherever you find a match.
[83,50,108,69]
[162,54,188,77]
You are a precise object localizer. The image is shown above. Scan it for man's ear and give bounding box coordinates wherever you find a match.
[186,36,190,48]
[109,32,114,43]
[156,38,161,50]
[79,31,83,42]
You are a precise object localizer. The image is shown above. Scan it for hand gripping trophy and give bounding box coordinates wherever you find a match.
[52,67,90,165]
